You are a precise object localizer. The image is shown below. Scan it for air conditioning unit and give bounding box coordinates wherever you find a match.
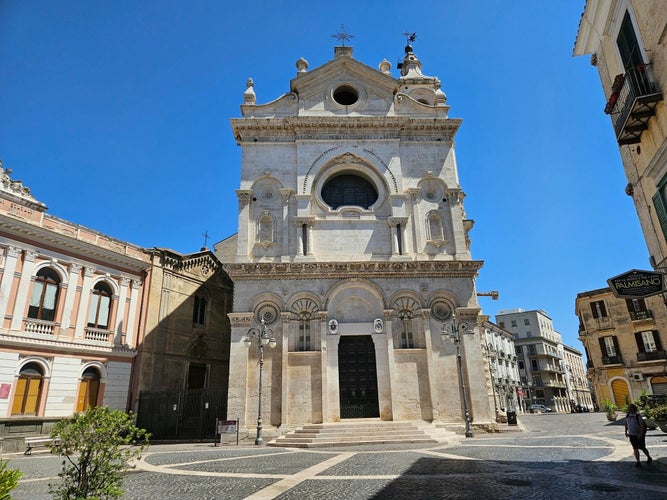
[632,373,644,381]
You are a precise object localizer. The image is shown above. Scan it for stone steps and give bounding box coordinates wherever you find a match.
[268,420,455,448]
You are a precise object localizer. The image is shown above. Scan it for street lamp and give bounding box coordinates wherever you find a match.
[243,318,277,445]
[441,311,475,438]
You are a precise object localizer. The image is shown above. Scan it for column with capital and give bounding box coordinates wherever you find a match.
[0,246,21,322]
[236,190,253,260]
[10,250,37,331]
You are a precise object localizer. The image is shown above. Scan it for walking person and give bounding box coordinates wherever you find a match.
[624,404,653,467]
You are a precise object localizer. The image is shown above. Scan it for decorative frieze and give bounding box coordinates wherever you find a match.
[224,260,483,280]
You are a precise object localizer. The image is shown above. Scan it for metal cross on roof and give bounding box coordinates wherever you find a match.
[332,25,354,46]
[202,229,210,248]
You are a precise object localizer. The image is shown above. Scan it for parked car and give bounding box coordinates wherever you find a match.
[530,404,552,413]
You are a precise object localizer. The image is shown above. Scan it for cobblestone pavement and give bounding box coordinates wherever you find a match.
[6,412,667,499]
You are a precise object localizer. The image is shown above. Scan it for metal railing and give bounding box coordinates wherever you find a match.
[630,309,653,321]
[637,350,667,362]
[608,64,661,142]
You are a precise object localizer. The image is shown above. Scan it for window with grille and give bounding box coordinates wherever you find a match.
[321,174,378,209]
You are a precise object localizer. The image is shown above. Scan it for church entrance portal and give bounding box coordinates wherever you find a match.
[338,335,380,418]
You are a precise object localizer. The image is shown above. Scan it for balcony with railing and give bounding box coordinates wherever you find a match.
[605,64,663,145]
[637,350,667,362]
[602,354,624,365]
[630,309,653,321]
[23,318,56,336]
[84,327,114,343]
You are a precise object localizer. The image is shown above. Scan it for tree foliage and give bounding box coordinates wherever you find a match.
[0,458,22,499]
[48,406,150,499]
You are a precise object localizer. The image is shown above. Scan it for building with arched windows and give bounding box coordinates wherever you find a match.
[0,163,150,443]
[217,43,494,437]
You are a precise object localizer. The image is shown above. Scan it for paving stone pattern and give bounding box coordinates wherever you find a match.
[7,413,667,499]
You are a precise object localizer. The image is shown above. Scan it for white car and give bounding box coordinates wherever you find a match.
[530,404,552,413]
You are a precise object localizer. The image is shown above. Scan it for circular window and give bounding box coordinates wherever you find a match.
[322,174,378,209]
[333,85,358,106]
[431,300,453,322]
[255,304,279,326]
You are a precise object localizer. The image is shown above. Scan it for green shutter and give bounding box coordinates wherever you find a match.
[652,190,667,241]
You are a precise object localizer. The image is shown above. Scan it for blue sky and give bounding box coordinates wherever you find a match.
[0,1,648,353]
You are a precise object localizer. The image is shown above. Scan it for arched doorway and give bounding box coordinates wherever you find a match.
[12,363,44,415]
[338,335,379,418]
[611,378,630,407]
[76,367,101,412]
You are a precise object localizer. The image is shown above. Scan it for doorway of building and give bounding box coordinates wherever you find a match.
[338,335,380,418]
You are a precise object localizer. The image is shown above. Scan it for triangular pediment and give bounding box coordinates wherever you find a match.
[289,53,398,116]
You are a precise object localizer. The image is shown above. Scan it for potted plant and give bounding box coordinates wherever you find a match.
[637,391,658,430]
[602,399,618,421]
[650,404,667,433]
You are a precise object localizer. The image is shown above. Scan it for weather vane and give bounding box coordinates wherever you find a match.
[332,25,354,46]
[402,31,417,44]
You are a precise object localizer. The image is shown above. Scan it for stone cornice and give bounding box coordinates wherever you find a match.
[231,116,461,143]
[0,331,137,358]
[0,217,150,273]
[223,260,483,281]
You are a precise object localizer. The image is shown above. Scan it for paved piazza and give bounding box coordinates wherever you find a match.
[7,413,667,499]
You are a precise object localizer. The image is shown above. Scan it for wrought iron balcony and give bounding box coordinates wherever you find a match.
[605,64,663,145]
[602,354,623,365]
[637,350,667,362]
[630,309,653,321]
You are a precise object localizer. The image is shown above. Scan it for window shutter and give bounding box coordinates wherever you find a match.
[599,337,607,356]
[652,190,667,242]
[612,336,621,356]
[635,331,646,352]
[654,331,663,351]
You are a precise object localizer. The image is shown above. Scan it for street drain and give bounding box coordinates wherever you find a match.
[584,484,622,493]
[499,478,532,487]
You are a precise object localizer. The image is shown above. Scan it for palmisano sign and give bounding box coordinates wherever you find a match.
[607,269,666,298]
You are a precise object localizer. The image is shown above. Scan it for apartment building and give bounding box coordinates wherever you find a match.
[496,309,571,412]
[576,286,667,407]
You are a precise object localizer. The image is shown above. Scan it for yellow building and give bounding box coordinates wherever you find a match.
[575,286,667,407]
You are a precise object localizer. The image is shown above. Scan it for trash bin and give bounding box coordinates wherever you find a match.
[507,410,517,426]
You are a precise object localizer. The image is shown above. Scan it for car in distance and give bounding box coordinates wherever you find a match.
[530,404,552,413]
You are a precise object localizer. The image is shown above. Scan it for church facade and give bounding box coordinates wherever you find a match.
[219,43,494,433]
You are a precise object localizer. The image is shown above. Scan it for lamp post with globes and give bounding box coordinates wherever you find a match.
[441,310,475,438]
[243,318,276,445]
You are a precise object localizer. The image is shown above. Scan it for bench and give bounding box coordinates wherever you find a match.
[24,435,57,455]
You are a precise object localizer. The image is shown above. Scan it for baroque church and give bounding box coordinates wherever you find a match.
[0,38,496,450]
[217,41,494,432]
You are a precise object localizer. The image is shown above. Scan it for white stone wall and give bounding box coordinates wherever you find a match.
[0,351,19,416]
[44,357,81,417]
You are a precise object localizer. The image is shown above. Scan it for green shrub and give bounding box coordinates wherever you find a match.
[602,398,617,413]
[0,458,22,499]
[48,406,150,499]
[651,404,667,422]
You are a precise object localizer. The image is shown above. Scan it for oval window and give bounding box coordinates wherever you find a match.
[322,174,378,209]
[333,85,358,106]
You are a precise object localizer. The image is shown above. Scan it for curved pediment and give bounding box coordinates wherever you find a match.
[241,92,298,118]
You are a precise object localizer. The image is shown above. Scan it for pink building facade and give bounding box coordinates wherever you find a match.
[0,163,150,428]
